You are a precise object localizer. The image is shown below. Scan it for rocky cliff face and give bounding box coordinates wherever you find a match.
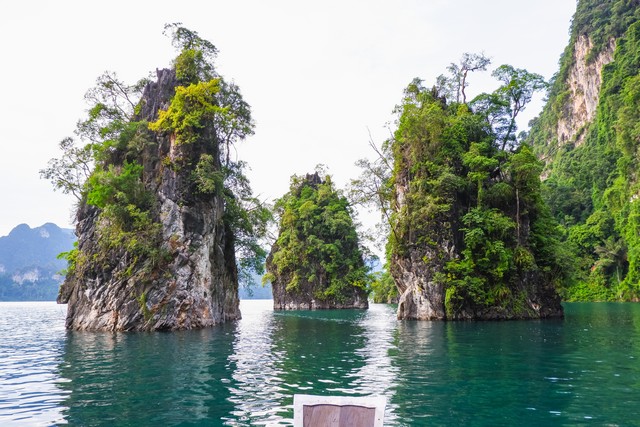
[58,69,240,331]
[391,170,563,321]
[269,259,369,310]
[555,35,615,147]
[391,165,451,320]
[393,252,447,320]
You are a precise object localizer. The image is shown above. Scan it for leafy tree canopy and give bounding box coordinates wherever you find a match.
[42,24,269,285]
[352,54,566,315]
[266,171,370,302]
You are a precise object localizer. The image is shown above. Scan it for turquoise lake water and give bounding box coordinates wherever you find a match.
[1,301,639,426]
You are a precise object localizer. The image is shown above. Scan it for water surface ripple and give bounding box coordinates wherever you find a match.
[1,301,639,425]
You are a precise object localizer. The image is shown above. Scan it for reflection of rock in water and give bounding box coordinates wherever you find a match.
[0,303,69,425]
[226,301,291,425]
[58,325,237,425]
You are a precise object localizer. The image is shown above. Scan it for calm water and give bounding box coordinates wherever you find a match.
[1,301,639,426]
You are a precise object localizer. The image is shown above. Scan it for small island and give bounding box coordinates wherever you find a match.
[353,58,566,320]
[48,25,268,331]
[265,172,369,310]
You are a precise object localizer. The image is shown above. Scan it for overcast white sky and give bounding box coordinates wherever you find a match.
[0,0,576,237]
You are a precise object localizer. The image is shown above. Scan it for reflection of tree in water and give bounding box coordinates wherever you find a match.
[58,325,237,425]
[445,320,573,424]
[390,318,572,425]
[55,303,640,425]
[558,303,640,423]
[269,309,369,400]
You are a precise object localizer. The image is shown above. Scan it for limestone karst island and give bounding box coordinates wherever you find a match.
[48,25,266,330]
[4,1,640,425]
[39,0,640,333]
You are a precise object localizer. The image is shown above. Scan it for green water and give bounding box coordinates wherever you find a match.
[1,301,640,426]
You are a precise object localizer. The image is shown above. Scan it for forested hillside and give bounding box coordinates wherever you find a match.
[0,223,74,300]
[528,0,640,300]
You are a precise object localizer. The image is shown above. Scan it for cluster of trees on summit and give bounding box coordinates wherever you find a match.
[351,54,568,313]
[43,3,640,309]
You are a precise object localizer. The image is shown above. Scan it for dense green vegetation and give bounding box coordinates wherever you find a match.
[42,24,269,287]
[40,3,640,307]
[528,1,640,301]
[353,54,568,316]
[573,0,640,60]
[369,269,397,303]
[265,172,370,303]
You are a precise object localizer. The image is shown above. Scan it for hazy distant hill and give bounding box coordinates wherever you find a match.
[239,276,273,300]
[0,222,271,301]
[0,223,75,301]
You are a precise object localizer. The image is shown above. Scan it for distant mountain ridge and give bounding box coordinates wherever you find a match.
[0,223,74,271]
[239,278,273,300]
[0,223,271,301]
[0,223,75,301]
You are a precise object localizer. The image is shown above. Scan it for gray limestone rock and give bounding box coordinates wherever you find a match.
[58,68,240,331]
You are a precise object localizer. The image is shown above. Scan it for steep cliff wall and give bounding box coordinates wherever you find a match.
[58,68,240,331]
[531,0,639,166]
[528,0,640,300]
[390,158,450,320]
[555,35,615,147]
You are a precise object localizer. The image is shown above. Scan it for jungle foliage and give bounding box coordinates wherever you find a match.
[527,1,640,301]
[353,54,569,313]
[42,24,269,284]
[265,172,370,303]
[369,269,397,303]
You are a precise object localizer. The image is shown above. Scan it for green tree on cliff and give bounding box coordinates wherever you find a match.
[353,56,567,318]
[42,24,269,287]
[265,171,370,306]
